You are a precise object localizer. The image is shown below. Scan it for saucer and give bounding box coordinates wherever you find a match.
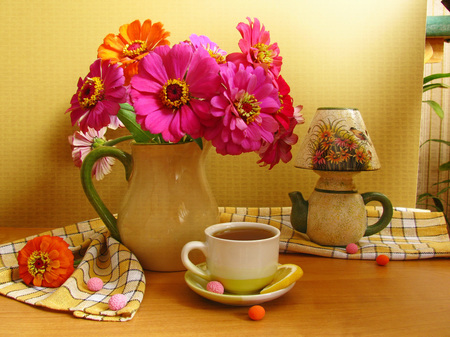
[184,263,296,306]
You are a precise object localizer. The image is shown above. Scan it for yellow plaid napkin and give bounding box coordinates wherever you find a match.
[219,206,450,259]
[0,218,145,322]
[1,206,448,321]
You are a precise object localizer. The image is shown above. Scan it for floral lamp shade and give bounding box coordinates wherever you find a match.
[295,107,380,171]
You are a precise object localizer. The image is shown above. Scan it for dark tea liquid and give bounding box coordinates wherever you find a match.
[213,227,274,241]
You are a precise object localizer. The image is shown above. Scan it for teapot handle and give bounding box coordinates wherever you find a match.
[80,146,133,242]
[361,192,393,237]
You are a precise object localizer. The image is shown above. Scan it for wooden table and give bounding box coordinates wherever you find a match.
[1,227,449,336]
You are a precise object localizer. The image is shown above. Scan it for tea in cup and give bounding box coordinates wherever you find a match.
[181,222,280,294]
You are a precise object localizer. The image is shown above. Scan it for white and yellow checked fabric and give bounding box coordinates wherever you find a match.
[220,206,450,259]
[0,206,448,321]
[0,218,145,322]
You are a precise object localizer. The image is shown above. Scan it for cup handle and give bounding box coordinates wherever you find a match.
[181,241,211,281]
[80,146,133,242]
[362,192,394,236]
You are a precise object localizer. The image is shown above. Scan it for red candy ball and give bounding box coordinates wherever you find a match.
[248,305,265,321]
[376,254,390,266]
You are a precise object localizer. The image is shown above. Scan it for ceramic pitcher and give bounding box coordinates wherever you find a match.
[80,141,219,271]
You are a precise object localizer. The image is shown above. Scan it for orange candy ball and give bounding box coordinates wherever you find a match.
[248,305,265,321]
[376,254,390,266]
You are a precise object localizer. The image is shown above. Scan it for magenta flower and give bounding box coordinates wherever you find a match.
[205,62,281,155]
[66,59,128,132]
[130,43,222,142]
[68,128,115,180]
[189,34,227,64]
[258,106,304,169]
[227,17,282,78]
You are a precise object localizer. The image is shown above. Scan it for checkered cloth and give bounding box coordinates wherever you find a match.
[0,206,448,322]
[0,218,145,322]
[219,206,450,259]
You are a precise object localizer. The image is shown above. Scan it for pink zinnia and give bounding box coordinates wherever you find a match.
[189,34,227,64]
[68,128,115,181]
[205,62,281,155]
[130,43,222,142]
[66,59,128,132]
[227,17,282,77]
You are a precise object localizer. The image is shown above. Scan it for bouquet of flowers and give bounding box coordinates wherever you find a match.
[66,17,304,180]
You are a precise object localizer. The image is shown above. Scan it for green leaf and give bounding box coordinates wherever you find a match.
[433,179,450,186]
[437,186,450,196]
[417,192,435,202]
[420,138,450,147]
[117,103,156,143]
[423,83,450,92]
[439,161,450,171]
[416,193,446,212]
[423,100,445,119]
[432,197,445,213]
[423,72,450,84]
[193,137,203,150]
[119,102,135,112]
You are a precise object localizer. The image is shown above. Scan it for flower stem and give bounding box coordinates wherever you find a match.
[104,135,134,147]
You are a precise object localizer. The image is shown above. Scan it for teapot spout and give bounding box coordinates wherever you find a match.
[288,191,308,234]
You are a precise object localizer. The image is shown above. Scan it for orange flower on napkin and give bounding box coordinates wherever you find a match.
[18,235,74,287]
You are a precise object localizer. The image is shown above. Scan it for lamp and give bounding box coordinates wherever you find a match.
[289,107,393,246]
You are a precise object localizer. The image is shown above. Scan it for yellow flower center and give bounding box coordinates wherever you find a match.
[123,40,148,58]
[78,77,105,110]
[254,43,273,65]
[234,92,261,124]
[208,50,226,64]
[326,150,344,164]
[160,79,190,109]
[276,93,284,114]
[28,251,50,278]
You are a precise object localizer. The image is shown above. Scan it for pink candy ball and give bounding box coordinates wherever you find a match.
[87,277,104,292]
[109,294,128,311]
[206,281,224,294]
[346,243,359,254]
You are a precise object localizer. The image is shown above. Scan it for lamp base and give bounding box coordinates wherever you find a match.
[307,171,366,246]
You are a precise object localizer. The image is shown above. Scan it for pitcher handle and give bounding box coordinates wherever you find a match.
[80,146,133,242]
[362,192,393,237]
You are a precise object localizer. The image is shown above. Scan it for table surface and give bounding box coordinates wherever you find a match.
[1,227,449,337]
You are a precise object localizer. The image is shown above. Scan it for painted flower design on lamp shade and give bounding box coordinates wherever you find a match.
[295,108,380,171]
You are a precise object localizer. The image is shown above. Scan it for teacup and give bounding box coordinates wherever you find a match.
[181,222,280,294]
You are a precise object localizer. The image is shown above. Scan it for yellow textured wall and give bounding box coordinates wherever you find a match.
[0,0,427,227]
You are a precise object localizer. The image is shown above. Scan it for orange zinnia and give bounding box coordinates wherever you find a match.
[98,19,170,84]
[18,235,74,288]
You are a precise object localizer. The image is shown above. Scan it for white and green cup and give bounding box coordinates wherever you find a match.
[181,222,280,294]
